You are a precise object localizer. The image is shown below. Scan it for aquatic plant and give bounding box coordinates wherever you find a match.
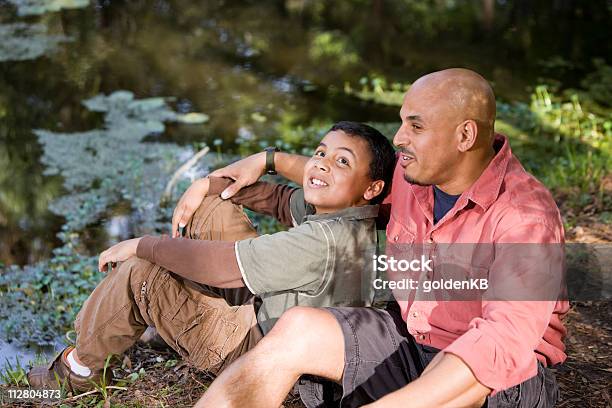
[0,234,101,347]
[0,23,71,62]
[36,90,210,235]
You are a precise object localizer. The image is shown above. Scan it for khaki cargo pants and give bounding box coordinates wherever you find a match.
[73,196,262,374]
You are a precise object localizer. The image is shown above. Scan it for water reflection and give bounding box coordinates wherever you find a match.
[0,0,609,265]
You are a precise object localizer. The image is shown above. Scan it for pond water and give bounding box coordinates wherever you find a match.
[1,0,610,264]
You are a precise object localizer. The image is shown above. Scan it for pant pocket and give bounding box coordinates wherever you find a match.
[173,299,240,371]
[488,383,521,408]
[538,367,559,408]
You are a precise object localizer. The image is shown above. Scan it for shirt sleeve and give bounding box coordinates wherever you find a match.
[136,235,243,287]
[207,177,297,227]
[442,222,564,395]
[235,221,331,295]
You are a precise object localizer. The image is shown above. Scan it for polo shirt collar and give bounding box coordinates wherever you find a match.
[305,204,379,221]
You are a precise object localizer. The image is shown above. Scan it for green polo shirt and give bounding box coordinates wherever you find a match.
[235,189,379,334]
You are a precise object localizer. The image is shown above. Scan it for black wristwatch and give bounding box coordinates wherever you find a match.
[264,146,280,175]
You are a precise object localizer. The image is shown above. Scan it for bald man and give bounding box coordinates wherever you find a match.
[177,69,568,408]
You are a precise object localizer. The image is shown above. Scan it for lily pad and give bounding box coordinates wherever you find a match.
[176,112,210,124]
[0,23,71,62]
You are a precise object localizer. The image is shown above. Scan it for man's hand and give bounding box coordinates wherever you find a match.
[171,177,211,238]
[209,151,267,199]
[171,151,307,235]
[364,353,489,408]
[98,238,142,272]
[210,150,309,198]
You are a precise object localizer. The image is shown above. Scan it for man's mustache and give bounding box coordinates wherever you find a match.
[398,147,415,158]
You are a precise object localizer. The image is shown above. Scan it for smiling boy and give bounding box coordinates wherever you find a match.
[28,121,396,392]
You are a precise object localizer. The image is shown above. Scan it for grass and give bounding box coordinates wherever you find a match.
[0,356,29,387]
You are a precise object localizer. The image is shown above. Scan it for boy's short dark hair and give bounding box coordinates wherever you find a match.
[329,121,396,204]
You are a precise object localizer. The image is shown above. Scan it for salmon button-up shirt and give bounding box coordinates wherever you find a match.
[384,134,568,394]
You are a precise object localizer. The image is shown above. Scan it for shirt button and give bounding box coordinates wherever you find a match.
[428,236,434,243]
[419,334,426,341]
[412,312,418,318]
[393,235,399,242]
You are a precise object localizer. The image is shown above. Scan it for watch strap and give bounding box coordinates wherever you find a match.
[265,147,279,175]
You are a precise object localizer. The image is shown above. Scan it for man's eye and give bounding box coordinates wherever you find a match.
[412,124,422,130]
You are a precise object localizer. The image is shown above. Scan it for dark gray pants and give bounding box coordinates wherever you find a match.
[298,303,559,408]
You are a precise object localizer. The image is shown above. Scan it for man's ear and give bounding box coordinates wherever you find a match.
[363,180,385,201]
[456,119,478,152]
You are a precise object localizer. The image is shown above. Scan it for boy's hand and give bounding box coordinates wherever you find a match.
[172,177,211,238]
[98,238,142,272]
[209,151,267,199]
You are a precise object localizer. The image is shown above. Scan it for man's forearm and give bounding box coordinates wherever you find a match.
[365,353,489,408]
[274,152,308,185]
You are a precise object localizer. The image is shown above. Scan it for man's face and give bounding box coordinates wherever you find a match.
[302,130,374,213]
[393,85,460,186]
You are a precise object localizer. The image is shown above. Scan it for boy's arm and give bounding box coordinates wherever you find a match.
[135,220,327,294]
[208,177,296,227]
[136,235,244,288]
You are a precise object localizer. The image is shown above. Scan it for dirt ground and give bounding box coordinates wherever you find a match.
[4,301,608,407]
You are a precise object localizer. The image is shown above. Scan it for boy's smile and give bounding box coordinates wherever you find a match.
[307,176,329,188]
[303,130,377,214]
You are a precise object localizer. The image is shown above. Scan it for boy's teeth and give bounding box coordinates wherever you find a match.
[312,178,328,186]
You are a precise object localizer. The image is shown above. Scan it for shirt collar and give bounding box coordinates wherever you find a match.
[461,133,511,211]
[304,204,379,222]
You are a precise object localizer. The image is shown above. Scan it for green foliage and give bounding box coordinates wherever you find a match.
[0,23,71,62]
[529,85,611,150]
[0,234,101,346]
[235,117,328,158]
[582,59,612,108]
[90,354,114,401]
[503,86,611,204]
[0,356,29,386]
[309,31,360,68]
[344,76,408,106]
[127,367,146,383]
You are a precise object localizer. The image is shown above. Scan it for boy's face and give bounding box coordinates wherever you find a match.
[303,130,379,213]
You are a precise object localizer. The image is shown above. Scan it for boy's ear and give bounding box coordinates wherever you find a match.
[363,180,385,201]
